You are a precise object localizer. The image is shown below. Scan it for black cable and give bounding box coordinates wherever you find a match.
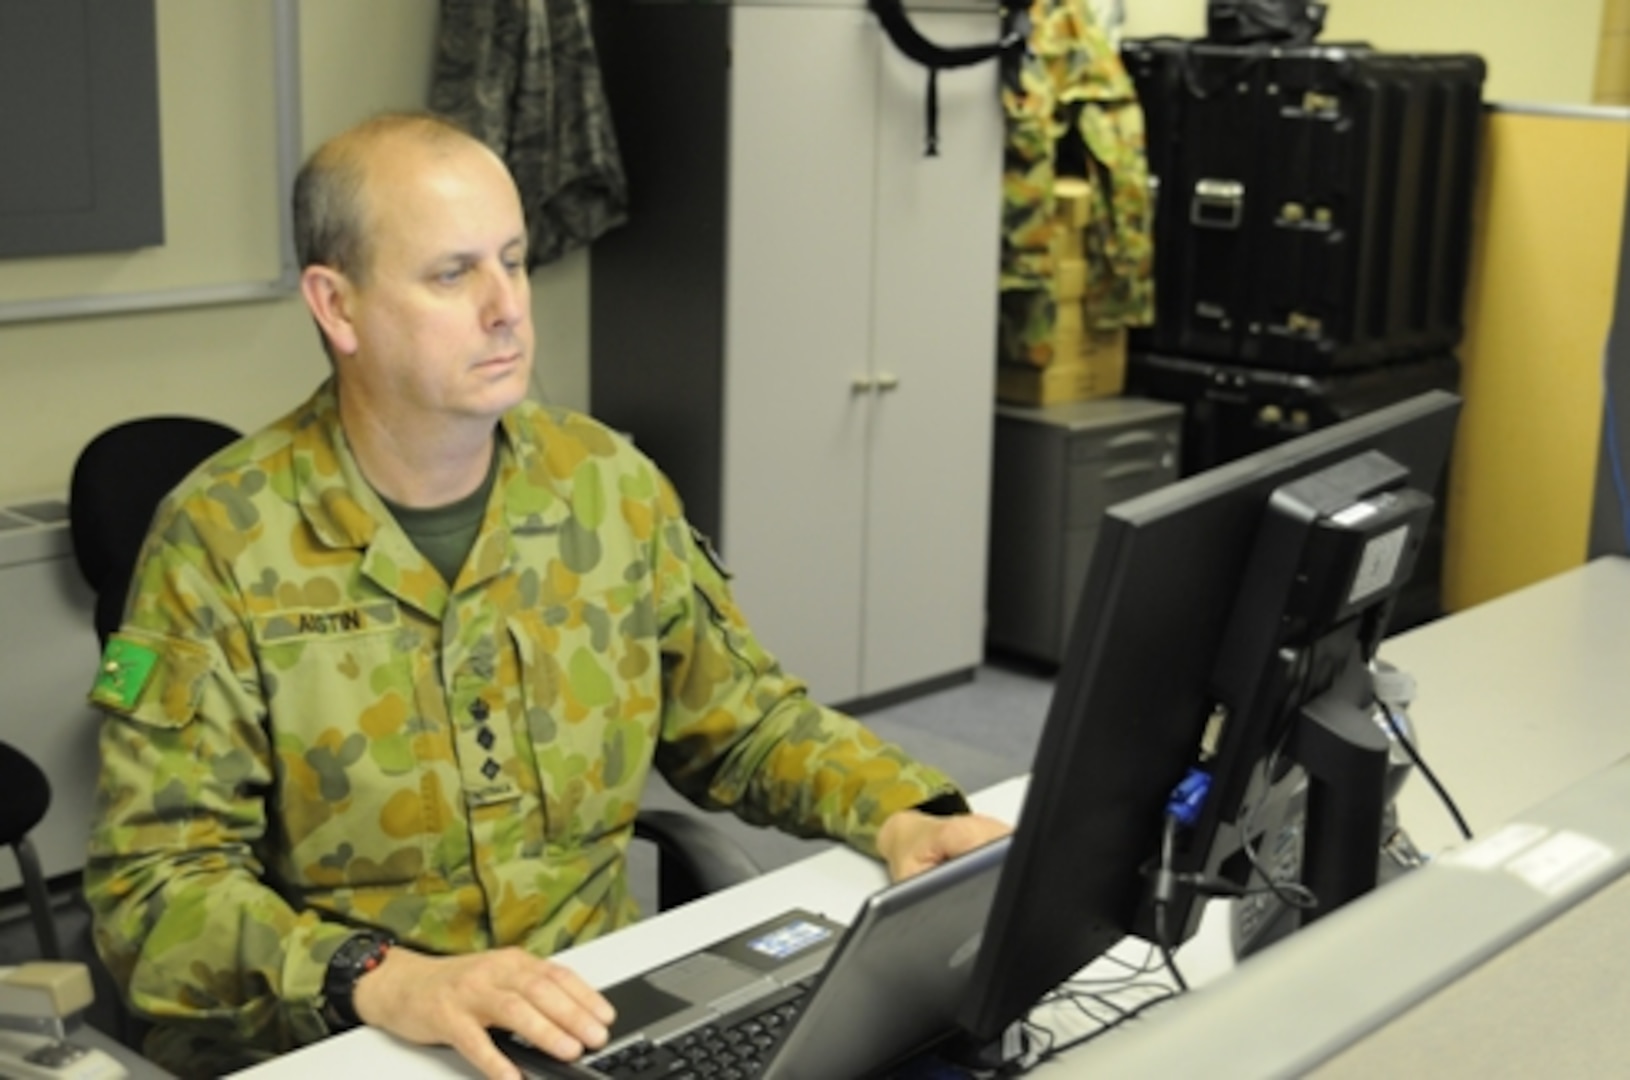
[1063,942,1163,983]
[1233,754,1321,913]
[1230,756,1309,909]
[1061,982,1174,1027]
[1011,1019,1053,1074]
[1378,701,1474,842]
[1232,650,1326,913]
[1169,868,1318,908]
[1153,814,1190,993]
[1006,953,1181,1073]
[1027,988,1181,1063]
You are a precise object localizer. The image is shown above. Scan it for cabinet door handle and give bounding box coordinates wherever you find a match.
[852,375,876,394]
[1107,431,1160,450]
[1102,461,1159,480]
[875,372,901,392]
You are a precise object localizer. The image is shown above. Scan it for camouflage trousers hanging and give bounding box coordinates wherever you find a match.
[431,0,628,266]
[1000,0,1154,366]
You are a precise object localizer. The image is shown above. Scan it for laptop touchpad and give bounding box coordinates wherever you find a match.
[603,979,692,1041]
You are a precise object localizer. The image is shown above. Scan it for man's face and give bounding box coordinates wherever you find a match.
[338,138,534,426]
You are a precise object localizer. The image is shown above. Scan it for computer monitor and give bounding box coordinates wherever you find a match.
[958,390,1462,1042]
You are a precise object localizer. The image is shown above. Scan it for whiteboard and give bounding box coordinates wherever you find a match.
[0,0,301,324]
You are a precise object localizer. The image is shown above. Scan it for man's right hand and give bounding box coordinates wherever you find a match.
[352,944,616,1080]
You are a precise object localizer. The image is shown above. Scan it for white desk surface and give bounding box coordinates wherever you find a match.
[234,557,1630,1078]
[1380,556,1630,854]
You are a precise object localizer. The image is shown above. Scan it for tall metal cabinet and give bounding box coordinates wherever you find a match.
[591,0,1004,706]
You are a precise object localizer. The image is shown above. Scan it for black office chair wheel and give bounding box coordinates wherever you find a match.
[0,741,63,958]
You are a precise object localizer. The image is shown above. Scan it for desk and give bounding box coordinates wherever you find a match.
[234,558,1630,1078]
[1382,555,1630,853]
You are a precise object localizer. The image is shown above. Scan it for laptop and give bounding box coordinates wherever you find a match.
[505,835,1010,1080]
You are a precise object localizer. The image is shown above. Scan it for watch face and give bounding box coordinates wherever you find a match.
[326,935,388,990]
[332,934,384,969]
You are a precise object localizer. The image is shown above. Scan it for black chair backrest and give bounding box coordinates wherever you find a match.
[0,741,50,847]
[69,416,241,644]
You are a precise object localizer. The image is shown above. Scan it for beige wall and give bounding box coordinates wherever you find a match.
[1,0,1613,506]
[0,0,589,504]
[1123,0,1608,106]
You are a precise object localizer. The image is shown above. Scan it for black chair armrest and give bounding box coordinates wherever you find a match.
[633,809,762,910]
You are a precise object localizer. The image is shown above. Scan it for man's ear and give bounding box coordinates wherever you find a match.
[300,265,359,357]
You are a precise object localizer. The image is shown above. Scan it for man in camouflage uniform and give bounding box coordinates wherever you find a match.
[85,113,1006,1080]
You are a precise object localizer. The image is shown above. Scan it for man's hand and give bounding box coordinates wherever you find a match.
[352,945,616,1080]
[875,809,1012,882]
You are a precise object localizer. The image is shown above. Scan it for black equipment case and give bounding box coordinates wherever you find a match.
[1122,39,1486,374]
[1127,349,1460,629]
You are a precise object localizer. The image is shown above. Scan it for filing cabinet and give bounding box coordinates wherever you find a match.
[986,398,1183,664]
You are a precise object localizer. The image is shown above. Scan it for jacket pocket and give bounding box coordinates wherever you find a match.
[511,593,660,847]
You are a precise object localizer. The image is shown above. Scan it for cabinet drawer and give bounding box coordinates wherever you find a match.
[1064,430,1179,531]
[1067,424,1174,467]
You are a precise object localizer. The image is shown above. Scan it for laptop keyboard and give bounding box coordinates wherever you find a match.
[584,980,813,1079]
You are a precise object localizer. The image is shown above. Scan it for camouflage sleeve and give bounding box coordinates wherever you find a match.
[84,521,352,1058]
[647,485,962,857]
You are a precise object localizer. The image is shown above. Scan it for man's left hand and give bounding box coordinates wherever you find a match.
[876,809,1012,881]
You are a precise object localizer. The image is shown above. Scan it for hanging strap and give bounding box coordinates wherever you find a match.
[867,0,1025,156]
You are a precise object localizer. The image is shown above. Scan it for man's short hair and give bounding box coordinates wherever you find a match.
[291,112,478,285]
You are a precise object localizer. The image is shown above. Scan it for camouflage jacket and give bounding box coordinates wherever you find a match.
[430,0,627,267]
[1002,0,1154,329]
[85,382,957,1071]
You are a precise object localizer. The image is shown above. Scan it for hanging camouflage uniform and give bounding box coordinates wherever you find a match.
[1000,0,1154,367]
[431,0,628,267]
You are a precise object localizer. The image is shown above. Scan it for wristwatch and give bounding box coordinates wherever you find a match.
[321,930,393,1030]
[914,792,971,817]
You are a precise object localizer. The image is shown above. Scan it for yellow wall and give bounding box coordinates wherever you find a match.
[1446,111,1630,609]
[1123,0,1607,106]
[0,0,589,504]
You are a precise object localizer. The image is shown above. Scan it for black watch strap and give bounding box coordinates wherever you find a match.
[915,791,971,817]
[322,931,393,1030]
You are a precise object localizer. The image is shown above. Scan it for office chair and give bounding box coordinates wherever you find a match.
[69,416,244,644]
[0,740,64,959]
[68,415,759,905]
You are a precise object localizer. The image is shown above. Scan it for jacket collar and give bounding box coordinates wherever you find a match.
[287,380,572,614]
